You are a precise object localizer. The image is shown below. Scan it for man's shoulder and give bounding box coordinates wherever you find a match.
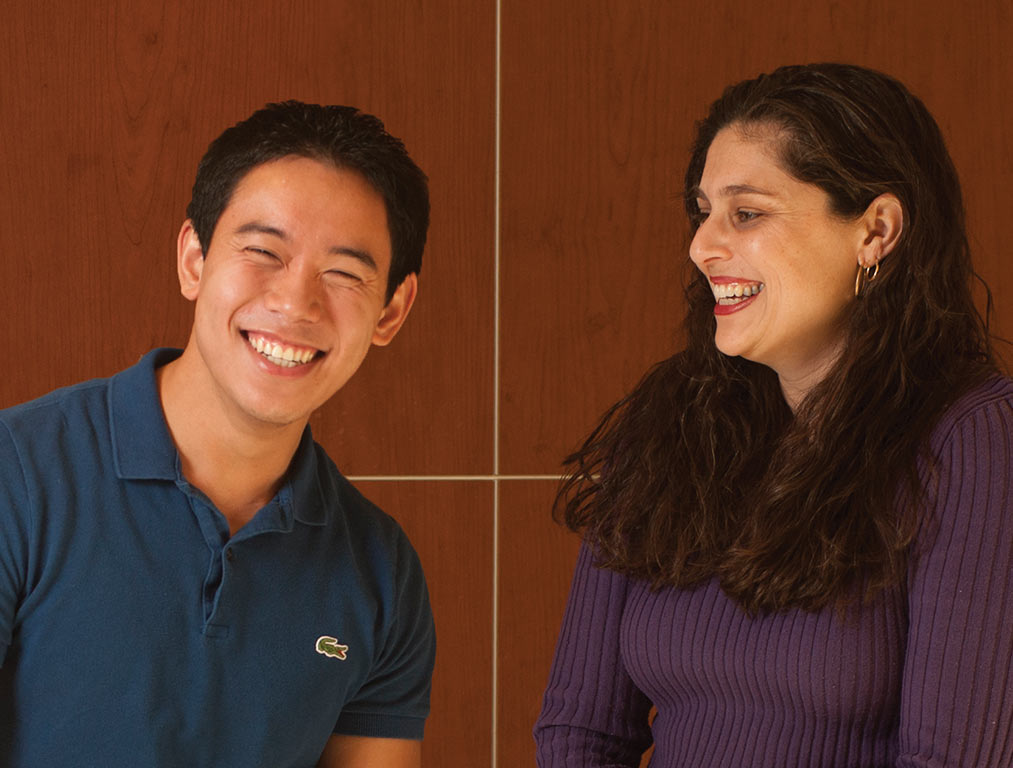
[0,375,111,440]
[0,349,174,452]
[307,442,404,537]
[299,443,430,645]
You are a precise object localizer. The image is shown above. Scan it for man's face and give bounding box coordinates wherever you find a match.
[176,155,415,431]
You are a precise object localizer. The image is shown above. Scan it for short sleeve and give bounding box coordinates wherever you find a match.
[0,420,32,668]
[534,543,654,766]
[899,388,1013,766]
[334,530,435,740]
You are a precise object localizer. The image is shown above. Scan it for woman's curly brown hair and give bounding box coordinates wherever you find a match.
[556,63,998,614]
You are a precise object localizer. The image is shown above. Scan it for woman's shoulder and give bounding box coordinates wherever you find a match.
[931,375,1013,447]
[911,375,1012,565]
[921,375,1013,508]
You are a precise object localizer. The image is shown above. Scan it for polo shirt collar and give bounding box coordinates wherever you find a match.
[108,347,328,527]
[284,428,328,527]
[109,348,181,481]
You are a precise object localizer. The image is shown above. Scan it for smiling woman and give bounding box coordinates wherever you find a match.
[688,124,904,406]
[535,63,1013,767]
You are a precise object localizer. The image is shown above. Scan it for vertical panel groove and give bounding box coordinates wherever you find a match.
[493,0,503,765]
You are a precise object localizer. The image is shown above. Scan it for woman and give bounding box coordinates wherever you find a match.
[535,63,1013,767]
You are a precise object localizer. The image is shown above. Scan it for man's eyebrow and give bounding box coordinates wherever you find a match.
[332,247,377,272]
[236,221,288,239]
[235,221,378,271]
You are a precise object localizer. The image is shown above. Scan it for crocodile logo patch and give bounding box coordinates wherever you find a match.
[315,635,349,660]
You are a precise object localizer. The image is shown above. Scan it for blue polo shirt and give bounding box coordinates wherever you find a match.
[0,349,434,767]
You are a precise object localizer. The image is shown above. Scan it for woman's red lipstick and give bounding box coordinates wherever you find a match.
[709,278,764,316]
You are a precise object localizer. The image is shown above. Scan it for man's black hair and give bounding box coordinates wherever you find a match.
[186,101,428,301]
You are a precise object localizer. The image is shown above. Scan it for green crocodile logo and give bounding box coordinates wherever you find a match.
[315,635,349,660]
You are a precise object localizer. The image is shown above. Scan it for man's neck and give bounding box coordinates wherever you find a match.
[156,351,306,535]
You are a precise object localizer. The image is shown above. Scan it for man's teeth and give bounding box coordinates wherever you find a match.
[711,282,764,305]
[247,335,316,367]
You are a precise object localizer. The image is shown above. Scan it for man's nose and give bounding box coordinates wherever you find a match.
[265,265,323,322]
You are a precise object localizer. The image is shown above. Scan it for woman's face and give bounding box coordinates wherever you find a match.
[689,125,865,405]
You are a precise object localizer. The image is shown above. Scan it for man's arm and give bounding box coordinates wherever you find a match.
[317,734,421,768]
[0,421,30,670]
[326,526,434,758]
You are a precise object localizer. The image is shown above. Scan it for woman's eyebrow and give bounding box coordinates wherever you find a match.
[688,182,773,201]
[689,183,775,202]
[719,183,775,197]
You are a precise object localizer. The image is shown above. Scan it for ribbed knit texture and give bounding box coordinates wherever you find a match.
[535,377,1013,767]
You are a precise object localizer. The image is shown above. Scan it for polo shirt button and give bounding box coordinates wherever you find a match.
[226,549,235,562]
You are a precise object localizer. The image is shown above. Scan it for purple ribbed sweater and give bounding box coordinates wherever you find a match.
[535,377,1013,767]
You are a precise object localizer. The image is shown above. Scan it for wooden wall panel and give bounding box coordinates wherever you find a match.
[500,1,688,475]
[0,0,495,476]
[497,1,1012,765]
[496,480,581,766]
[0,1,496,765]
[3,0,1011,765]
[356,481,494,768]
[499,0,1013,475]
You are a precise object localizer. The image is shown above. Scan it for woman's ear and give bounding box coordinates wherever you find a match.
[858,193,904,268]
[177,220,206,301]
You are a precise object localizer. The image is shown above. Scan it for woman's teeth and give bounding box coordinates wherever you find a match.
[711,282,764,305]
[247,335,316,367]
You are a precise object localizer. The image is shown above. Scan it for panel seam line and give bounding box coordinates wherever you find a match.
[492,0,502,765]
[345,474,563,481]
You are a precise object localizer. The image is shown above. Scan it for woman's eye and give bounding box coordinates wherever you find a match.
[735,210,760,223]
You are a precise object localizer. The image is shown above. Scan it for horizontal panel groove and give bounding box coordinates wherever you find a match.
[347,474,563,481]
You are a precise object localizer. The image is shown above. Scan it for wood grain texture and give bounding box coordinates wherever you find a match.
[499,0,1013,475]
[0,0,495,475]
[355,480,493,768]
[499,1,689,475]
[3,0,1012,763]
[496,479,582,766]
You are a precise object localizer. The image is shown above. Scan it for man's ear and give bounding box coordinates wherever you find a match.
[372,273,418,346]
[858,193,904,268]
[177,220,206,301]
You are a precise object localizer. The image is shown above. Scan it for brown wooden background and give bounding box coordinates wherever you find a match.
[1,1,1010,765]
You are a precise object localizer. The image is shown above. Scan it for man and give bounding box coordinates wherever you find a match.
[0,102,434,767]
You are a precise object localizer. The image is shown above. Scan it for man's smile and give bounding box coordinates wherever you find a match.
[244,331,321,368]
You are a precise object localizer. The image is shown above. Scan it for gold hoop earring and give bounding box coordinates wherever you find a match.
[854,262,880,297]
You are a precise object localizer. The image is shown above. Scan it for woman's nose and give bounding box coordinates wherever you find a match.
[689,216,728,268]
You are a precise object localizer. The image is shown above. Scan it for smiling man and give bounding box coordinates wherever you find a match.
[0,102,434,767]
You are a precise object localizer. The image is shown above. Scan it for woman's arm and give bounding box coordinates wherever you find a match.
[534,543,654,767]
[899,387,1013,766]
